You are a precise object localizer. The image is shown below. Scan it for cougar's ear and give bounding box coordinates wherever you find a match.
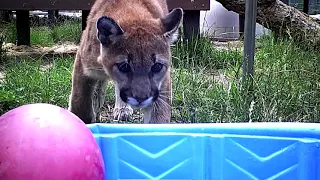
[96,16,124,46]
[161,8,183,44]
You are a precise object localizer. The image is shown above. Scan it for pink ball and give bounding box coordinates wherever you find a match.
[0,103,105,180]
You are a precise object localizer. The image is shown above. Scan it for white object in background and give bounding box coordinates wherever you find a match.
[199,0,271,40]
[310,14,320,20]
[255,23,271,38]
[200,0,240,40]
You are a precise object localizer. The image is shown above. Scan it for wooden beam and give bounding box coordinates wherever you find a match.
[0,0,210,10]
[3,0,209,46]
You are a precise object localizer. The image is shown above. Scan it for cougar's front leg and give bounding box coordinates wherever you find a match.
[113,83,133,121]
[143,74,172,124]
[68,58,98,124]
[92,80,107,123]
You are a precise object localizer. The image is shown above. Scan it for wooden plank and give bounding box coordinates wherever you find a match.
[0,0,210,10]
[0,0,94,10]
[167,0,210,10]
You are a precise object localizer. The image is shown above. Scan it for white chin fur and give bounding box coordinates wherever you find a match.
[140,97,153,107]
[127,97,139,106]
[127,97,153,108]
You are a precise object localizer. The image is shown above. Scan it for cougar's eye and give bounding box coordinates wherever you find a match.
[151,63,163,73]
[117,62,131,73]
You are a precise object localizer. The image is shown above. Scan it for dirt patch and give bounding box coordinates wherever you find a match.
[212,40,243,51]
[3,42,78,58]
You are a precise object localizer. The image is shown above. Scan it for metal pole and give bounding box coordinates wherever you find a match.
[243,0,257,79]
[243,0,257,122]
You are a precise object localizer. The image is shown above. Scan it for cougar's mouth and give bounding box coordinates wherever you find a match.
[120,89,159,109]
[127,97,153,108]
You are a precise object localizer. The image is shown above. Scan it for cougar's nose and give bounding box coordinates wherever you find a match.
[134,97,149,103]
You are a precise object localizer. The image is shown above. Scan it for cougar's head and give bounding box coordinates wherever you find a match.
[96,8,183,108]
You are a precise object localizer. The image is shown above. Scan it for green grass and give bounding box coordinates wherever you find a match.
[0,20,319,123]
[0,56,73,113]
[251,36,320,122]
[1,20,81,46]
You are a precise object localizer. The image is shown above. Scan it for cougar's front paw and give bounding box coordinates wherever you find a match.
[113,107,133,121]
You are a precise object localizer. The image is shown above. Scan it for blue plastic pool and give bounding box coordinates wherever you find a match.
[87,123,320,180]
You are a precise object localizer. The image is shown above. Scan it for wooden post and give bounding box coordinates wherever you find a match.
[82,10,90,31]
[182,10,200,42]
[303,0,309,14]
[16,10,30,46]
[5,11,11,22]
[54,10,59,18]
[48,10,55,27]
[239,14,245,39]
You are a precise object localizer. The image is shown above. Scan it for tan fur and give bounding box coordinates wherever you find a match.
[68,0,183,124]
